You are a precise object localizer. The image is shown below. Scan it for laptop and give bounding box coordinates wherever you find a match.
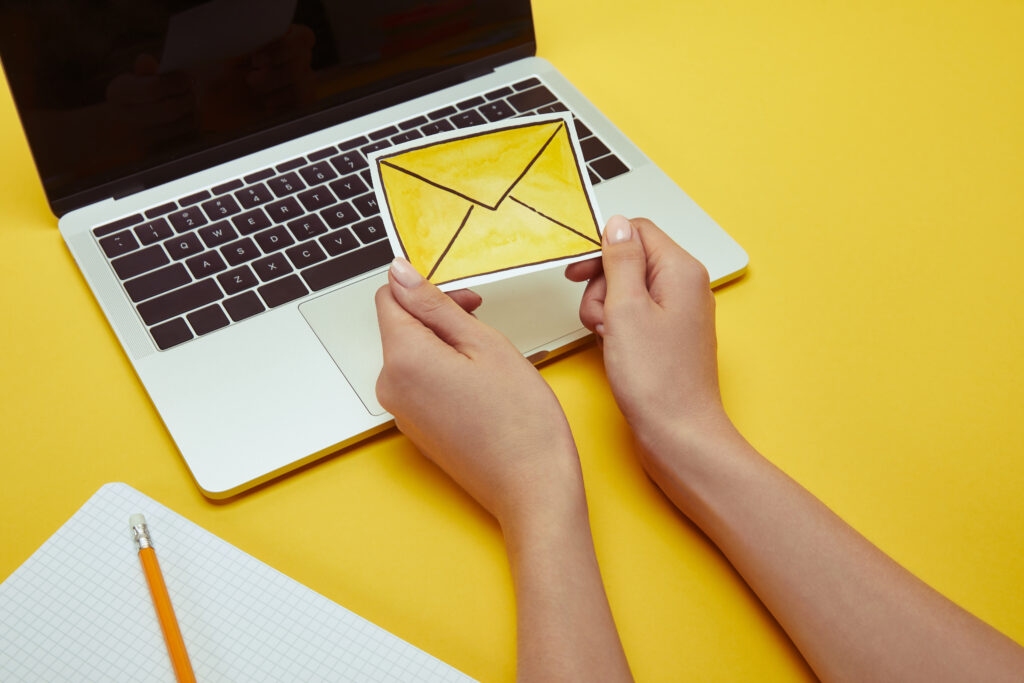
[0,1,748,498]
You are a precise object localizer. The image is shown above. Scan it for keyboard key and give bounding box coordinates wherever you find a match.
[177,190,211,207]
[198,221,237,248]
[508,86,557,113]
[221,237,260,266]
[112,244,167,279]
[329,174,368,201]
[330,152,367,174]
[252,252,293,281]
[537,103,569,114]
[580,137,611,162]
[307,146,337,161]
[338,135,368,151]
[352,217,386,244]
[265,196,303,223]
[145,202,177,219]
[391,130,423,144]
[320,228,359,256]
[287,215,329,241]
[485,86,513,100]
[235,183,273,209]
[211,179,243,195]
[303,240,393,291]
[164,232,203,260]
[369,125,398,140]
[267,172,305,197]
[135,218,174,245]
[479,101,515,122]
[573,119,592,139]
[589,168,601,185]
[254,225,295,253]
[137,279,222,326]
[360,170,373,186]
[100,230,139,258]
[513,77,541,91]
[457,96,485,110]
[398,115,427,130]
[185,251,227,279]
[420,120,455,136]
[243,168,274,184]
[223,291,265,322]
[275,157,306,173]
[360,141,390,157]
[590,154,629,180]
[451,110,486,128]
[187,305,230,335]
[297,186,336,212]
[94,214,143,238]
[259,274,308,308]
[218,266,258,295]
[231,208,271,235]
[150,318,192,350]
[428,105,456,120]
[167,208,208,233]
[286,241,327,268]
[299,162,337,186]
[202,195,242,220]
[321,202,360,229]
[352,193,380,218]
[124,262,189,302]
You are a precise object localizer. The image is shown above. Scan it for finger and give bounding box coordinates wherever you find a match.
[601,214,651,305]
[565,256,602,283]
[631,218,712,306]
[374,284,449,363]
[387,258,490,354]
[448,288,483,313]
[578,274,607,333]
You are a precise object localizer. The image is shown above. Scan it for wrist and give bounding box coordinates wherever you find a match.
[499,461,590,550]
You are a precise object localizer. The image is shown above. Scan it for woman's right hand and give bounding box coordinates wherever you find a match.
[565,216,734,465]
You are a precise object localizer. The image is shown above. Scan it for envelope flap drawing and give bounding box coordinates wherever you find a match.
[371,115,604,290]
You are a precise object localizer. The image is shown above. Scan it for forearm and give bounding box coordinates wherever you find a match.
[503,490,632,683]
[645,423,1024,682]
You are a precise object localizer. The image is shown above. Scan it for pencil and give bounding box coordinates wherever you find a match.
[130,513,197,683]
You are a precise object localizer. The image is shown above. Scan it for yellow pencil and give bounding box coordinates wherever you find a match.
[130,513,197,683]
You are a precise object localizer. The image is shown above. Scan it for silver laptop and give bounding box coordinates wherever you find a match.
[0,1,747,498]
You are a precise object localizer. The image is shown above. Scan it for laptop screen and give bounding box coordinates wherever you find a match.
[0,1,533,212]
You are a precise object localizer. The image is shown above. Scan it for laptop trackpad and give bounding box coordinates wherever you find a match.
[299,268,588,416]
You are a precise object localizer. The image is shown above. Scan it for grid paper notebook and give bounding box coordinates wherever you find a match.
[0,483,475,682]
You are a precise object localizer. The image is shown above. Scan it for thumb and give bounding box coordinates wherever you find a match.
[601,215,650,304]
[387,257,488,353]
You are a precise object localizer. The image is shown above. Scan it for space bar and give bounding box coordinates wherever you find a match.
[302,241,394,292]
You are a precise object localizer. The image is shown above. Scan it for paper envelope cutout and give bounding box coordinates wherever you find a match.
[370,116,603,290]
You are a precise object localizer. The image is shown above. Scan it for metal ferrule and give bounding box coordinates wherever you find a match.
[131,522,152,550]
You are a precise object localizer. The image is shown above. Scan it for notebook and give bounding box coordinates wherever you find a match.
[0,483,475,682]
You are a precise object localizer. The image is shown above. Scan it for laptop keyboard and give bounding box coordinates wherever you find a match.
[91,77,632,351]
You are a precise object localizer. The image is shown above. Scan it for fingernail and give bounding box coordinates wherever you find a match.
[390,257,423,288]
[605,215,632,244]
[595,323,605,336]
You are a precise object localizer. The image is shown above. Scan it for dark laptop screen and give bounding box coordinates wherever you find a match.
[0,1,533,212]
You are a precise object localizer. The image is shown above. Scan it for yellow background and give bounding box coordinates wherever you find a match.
[1,1,1022,680]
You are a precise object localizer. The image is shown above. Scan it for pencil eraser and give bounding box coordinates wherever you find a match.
[129,513,146,527]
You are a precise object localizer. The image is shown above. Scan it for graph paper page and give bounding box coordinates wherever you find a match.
[0,483,475,682]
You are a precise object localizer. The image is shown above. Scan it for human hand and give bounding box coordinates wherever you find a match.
[376,259,585,531]
[565,216,733,464]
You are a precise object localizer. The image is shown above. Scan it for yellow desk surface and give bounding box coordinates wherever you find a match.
[2,2,1022,680]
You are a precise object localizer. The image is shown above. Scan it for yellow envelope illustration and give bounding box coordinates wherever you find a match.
[374,118,602,286]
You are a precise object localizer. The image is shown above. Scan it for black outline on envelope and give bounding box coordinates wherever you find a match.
[376,118,601,285]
